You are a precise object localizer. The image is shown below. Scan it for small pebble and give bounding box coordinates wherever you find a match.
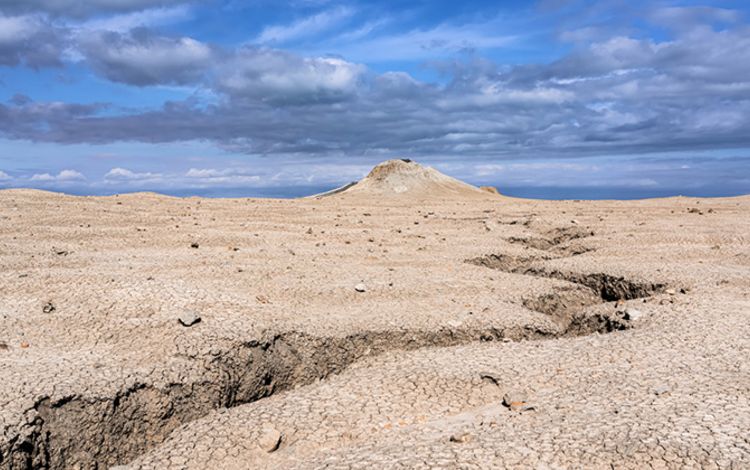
[503,391,531,411]
[624,308,643,321]
[449,432,472,443]
[257,427,282,452]
[654,384,671,396]
[178,311,201,327]
[479,372,500,385]
[354,283,367,293]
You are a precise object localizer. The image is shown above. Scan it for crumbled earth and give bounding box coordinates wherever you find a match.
[0,183,748,469]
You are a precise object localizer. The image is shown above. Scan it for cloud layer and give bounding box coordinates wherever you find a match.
[0,1,749,197]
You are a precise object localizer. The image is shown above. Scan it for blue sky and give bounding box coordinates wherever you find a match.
[1,0,749,198]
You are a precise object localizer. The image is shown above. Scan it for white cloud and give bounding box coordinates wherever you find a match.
[0,170,11,181]
[104,167,162,181]
[256,7,354,44]
[80,5,192,32]
[30,169,85,182]
[185,167,261,184]
[218,48,365,103]
[307,19,516,62]
[57,169,86,180]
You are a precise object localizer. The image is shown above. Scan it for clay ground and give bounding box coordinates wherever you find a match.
[0,189,748,469]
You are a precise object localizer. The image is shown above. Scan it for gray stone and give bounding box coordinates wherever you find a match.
[178,311,201,327]
[479,372,500,386]
[258,427,282,453]
[449,432,472,443]
[354,283,367,293]
[624,308,644,321]
[654,384,671,396]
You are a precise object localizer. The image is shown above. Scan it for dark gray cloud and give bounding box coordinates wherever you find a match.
[79,28,214,86]
[1,7,750,162]
[0,15,68,67]
[0,0,195,18]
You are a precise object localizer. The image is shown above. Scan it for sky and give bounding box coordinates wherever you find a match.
[0,0,749,199]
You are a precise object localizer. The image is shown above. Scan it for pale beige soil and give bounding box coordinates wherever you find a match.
[0,161,748,469]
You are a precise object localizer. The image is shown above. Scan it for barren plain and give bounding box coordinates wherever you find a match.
[0,160,748,469]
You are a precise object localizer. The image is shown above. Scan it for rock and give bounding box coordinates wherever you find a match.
[479,371,500,385]
[42,302,55,314]
[258,427,282,452]
[20,341,29,349]
[623,308,644,321]
[306,227,313,234]
[449,432,473,443]
[654,384,671,396]
[510,402,536,412]
[354,283,367,293]
[0,341,8,351]
[190,242,200,249]
[503,391,533,411]
[479,186,500,195]
[256,295,270,304]
[665,288,676,295]
[178,311,201,327]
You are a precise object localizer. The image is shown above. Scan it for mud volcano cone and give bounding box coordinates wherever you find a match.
[321,159,496,199]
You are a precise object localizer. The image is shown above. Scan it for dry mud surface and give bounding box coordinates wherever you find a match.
[0,182,749,468]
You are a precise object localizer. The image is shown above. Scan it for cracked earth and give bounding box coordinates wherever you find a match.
[0,186,748,469]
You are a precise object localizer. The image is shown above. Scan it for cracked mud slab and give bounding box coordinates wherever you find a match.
[0,189,749,469]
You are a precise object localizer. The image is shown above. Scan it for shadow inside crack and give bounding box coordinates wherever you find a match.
[466,253,667,334]
[506,226,596,256]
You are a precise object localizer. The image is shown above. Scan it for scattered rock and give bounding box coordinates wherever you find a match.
[449,432,473,443]
[503,391,534,411]
[42,302,56,314]
[178,311,201,327]
[479,371,500,385]
[0,341,8,351]
[665,288,676,295]
[256,295,270,304]
[623,308,644,321]
[654,384,671,396]
[354,283,367,293]
[306,227,313,235]
[479,186,500,195]
[190,242,200,249]
[257,427,282,453]
[20,341,29,349]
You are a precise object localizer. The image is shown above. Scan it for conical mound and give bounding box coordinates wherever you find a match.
[324,159,494,199]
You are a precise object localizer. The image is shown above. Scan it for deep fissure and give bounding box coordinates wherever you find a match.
[4,242,668,470]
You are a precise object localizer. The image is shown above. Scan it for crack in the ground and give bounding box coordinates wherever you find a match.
[466,253,667,334]
[506,227,596,256]
[2,226,666,470]
[2,323,588,469]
